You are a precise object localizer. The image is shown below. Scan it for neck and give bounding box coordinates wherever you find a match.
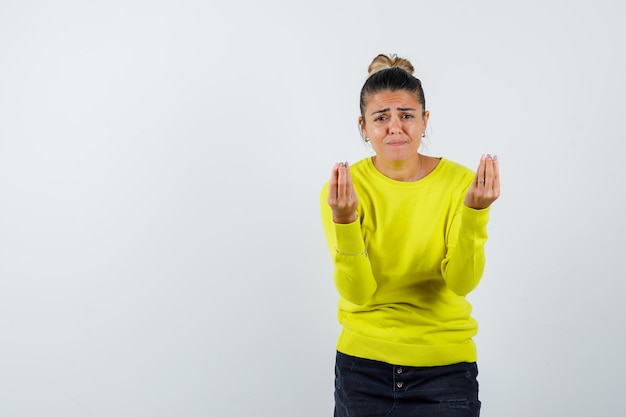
[373,154,423,182]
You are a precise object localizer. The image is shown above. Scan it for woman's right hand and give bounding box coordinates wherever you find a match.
[327,162,359,224]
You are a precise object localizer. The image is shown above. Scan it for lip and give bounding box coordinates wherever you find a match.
[386,141,407,146]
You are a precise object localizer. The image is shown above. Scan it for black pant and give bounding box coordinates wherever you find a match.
[334,351,481,417]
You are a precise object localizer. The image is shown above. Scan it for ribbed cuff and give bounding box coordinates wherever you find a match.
[462,205,490,228]
[334,217,366,254]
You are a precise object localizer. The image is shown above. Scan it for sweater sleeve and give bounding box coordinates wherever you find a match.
[320,183,377,306]
[441,204,490,296]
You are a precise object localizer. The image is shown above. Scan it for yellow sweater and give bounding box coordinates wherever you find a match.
[320,157,490,367]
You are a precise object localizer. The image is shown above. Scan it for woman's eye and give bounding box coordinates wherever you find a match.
[374,116,387,122]
[402,114,414,119]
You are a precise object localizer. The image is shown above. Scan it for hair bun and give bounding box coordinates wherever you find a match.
[367,53,415,76]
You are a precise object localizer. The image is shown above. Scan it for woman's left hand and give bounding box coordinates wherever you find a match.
[464,154,500,210]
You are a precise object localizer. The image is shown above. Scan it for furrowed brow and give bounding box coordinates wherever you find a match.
[370,108,390,115]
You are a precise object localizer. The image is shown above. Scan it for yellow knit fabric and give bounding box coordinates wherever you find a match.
[320,157,490,367]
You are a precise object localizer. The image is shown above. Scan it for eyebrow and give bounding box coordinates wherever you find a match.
[370,107,417,115]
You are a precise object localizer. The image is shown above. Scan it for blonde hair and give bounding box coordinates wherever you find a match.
[367,53,415,77]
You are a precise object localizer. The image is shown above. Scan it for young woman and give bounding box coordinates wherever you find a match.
[320,54,500,417]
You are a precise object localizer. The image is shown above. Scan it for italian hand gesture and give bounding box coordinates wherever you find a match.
[327,162,359,224]
[464,154,500,210]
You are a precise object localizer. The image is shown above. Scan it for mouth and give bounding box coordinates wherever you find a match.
[386,140,408,146]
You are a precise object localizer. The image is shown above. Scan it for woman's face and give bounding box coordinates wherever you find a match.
[359,90,429,165]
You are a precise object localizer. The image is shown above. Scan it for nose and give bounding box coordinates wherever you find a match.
[388,116,402,134]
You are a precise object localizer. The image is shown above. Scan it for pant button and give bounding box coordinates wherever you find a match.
[396,367,403,374]
[396,381,404,388]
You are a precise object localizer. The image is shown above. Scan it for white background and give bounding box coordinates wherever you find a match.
[1,1,624,416]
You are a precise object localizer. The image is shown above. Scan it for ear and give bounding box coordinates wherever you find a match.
[358,116,367,137]
[422,110,430,129]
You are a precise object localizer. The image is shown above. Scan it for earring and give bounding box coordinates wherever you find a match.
[365,137,370,142]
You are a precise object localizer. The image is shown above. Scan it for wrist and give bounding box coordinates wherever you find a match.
[333,212,358,224]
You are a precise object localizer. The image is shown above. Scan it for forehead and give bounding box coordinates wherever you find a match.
[365,90,422,111]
